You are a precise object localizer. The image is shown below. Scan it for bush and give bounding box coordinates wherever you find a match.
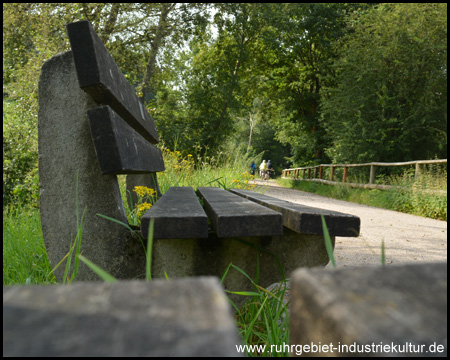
[3,100,39,209]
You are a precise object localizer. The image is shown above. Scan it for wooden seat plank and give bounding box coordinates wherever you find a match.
[141,187,209,240]
[230,189,360,237]
[197,187,283,238]
[88,106,165,175]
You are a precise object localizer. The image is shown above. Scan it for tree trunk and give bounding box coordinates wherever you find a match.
[100,3,121,44]
[247,112,254,153]
[140,3,172,103]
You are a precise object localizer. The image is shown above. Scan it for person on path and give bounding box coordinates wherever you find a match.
[259,160,267,179]
[250,161,256,176]
[266,160,274,179]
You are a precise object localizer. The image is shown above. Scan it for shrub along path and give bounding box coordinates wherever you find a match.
[252,180,447,268]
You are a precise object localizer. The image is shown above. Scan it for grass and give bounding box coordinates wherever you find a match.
[3,205,56,285]
[2,145,395,356]
[278,164,447,221]
[2,145,288,356]
[118,145,262,226]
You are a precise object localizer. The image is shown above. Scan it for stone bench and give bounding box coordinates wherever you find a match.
[289,262,447,357]
[3,277,242,357]
[39,20,360,303]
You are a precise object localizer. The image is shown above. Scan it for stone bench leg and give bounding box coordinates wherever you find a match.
[151,228,334,307]
[38,51,145,282]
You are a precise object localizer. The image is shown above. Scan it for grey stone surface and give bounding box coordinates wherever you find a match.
[230,189,360,237]
[141,187,209,239]
[38,51,145,282]
[88,105,165,175]
[151,228,334,306]
[3,278,243,357]
[66,20,159,144]
[197,187,283,238]
[290,262,447,357]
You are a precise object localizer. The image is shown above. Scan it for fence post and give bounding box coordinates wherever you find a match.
[302,169,306,179]
[415,163,421,179]
[308,168,311,179]
[319,166,323,179]
[330,166,335,182]
[369,165,376,185]
[343,166,348,182]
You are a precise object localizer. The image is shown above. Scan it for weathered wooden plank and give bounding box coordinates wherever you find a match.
[141,187,209,240]
[66,20,159,144]
[230,189,360,237]
[88,106,164,175]
[197,187,283,238]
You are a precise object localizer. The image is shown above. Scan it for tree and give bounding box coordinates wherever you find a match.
[248,3,366,166]
[166,3,278,156]
[320,3,447,163]
[2,3,209,206]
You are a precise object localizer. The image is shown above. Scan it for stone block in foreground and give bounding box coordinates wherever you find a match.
[290,262,447,357]
[3,277,242,357]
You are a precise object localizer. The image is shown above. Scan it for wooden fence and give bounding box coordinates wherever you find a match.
[282,159,447,191]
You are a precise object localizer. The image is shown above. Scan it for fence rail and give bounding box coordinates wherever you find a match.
[282,159,447,191]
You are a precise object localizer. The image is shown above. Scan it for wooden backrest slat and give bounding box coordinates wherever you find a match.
[67,20,159,144]
[88,106,165,175]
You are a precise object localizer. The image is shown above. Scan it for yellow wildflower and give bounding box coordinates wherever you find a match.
[137,202,152,217]
[133,186,156,197]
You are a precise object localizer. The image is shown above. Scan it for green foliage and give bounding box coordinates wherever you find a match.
[3,100,39,208]
[4,3,447,213]
[279,164,447,221]
[249,3,366,166]
[3,206,56,285]
[320,3,447,163]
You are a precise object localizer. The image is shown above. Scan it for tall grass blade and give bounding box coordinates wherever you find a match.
[381,239,386,266]
[220,262,233,284]
[242,296,269,347]
[321,215,336,268]
[69,207,87,283]
[96,213,136,233]
[226,290,262,296]
[146,219,155,282]
[230,264,258,286]
[97,213,148,256]
[62,236,75,284]
[77,255,117,283]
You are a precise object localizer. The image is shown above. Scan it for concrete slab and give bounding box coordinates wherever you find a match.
[3,278,242,357]
[289,262,447,357]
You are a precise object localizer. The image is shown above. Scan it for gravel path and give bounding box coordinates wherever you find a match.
[252,180,447,268]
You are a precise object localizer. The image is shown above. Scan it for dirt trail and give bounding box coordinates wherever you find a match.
[251,180,447,268]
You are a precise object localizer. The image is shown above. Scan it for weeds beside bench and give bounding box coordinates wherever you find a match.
[39,20,360,300]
